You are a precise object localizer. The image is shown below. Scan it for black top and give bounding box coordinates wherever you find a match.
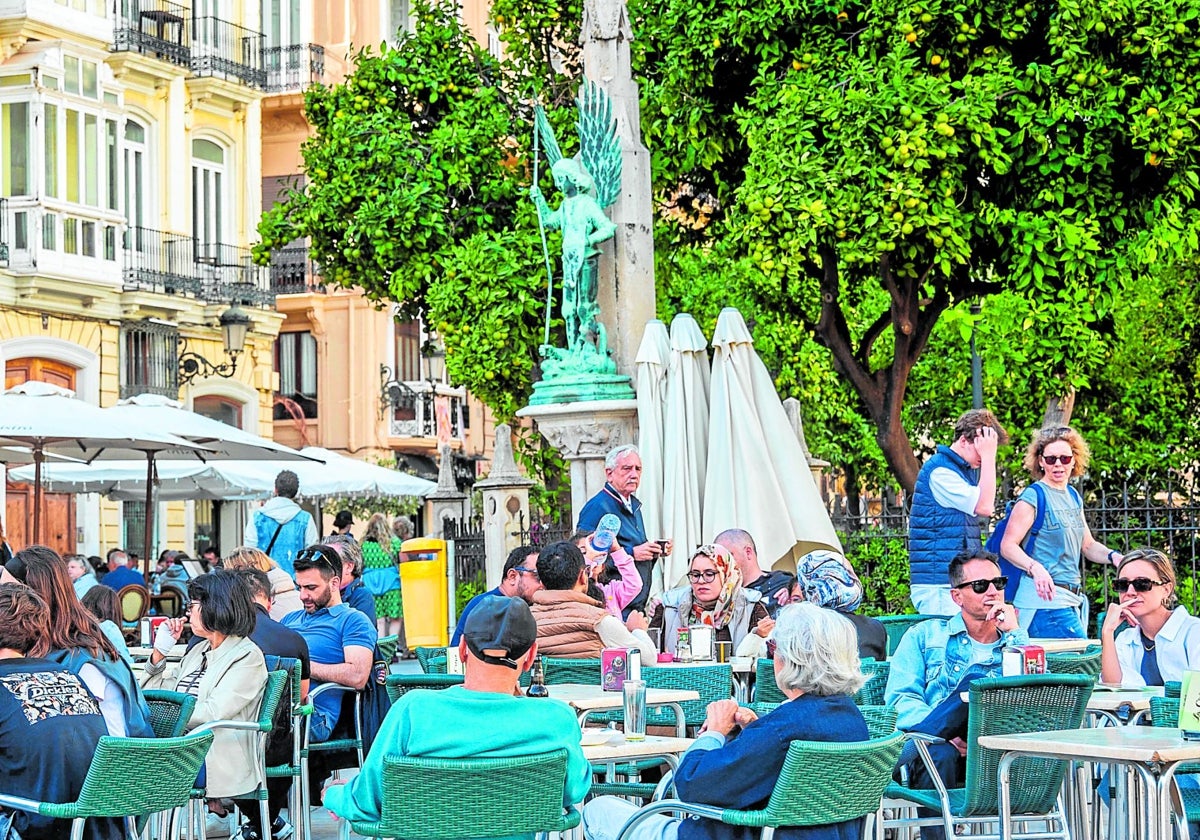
[743,571,797,619]
[844,611,888,661]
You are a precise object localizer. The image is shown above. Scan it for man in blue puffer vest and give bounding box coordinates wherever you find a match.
[907,409,1007,615]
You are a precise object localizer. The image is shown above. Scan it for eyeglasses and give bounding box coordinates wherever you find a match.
[687,570,720,583]
[513,566,539,579]
[954,576,1008,594]
[1041,454,1074,465]
[296,546,340,575]
[1114,577,1167,593]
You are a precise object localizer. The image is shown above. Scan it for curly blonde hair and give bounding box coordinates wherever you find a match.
[1022,426,1091,480]
[222,546,276,573]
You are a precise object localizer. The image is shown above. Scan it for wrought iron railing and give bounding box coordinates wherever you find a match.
[123,226,200,295]
[387,389,465,440]
[510,510,574,548]
[269,246,323,294]
[190,16,265,87]
[119,319,180,399]
[195,241,274,306]
[112,0,190,67]
[263,43,325,92]
[445,515,486,585]
[0,197,8,266]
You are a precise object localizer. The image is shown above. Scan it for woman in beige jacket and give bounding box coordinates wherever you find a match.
[143,570,267,807]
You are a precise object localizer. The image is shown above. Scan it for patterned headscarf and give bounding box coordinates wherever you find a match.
[688,544,742,630]
[794,550,863,613]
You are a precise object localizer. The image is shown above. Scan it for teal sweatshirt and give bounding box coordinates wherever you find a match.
[323,685,591,831]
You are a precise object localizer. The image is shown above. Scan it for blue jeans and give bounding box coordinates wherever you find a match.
[583,796,680,840]
[1024,607,1086,639]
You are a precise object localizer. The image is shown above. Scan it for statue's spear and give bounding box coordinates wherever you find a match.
[532,106,556,348]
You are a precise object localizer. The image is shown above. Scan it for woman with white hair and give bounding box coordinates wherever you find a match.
[583,602,870,840]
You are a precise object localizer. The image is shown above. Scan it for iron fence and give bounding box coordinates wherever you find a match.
[445,515,485,586]
[269,246,323,295]
[263,43,325,92]
[190,16,265,87]
[510,510,574,548]
[825,468,1200,615]
[195,241,274,306]
[124,226,200,295]
[112,0,190,67]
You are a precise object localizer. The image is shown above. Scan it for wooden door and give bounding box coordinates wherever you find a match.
[4,357,78,554]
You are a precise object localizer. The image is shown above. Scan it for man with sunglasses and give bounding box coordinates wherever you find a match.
[908,409,1009,616]
[885,549,1027,840]
[450,545,542,645]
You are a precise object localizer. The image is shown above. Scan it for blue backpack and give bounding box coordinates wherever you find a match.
[985,483,1082,602]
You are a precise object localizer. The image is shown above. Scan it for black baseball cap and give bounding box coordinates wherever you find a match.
[333,511,354,529]
[463,596,537,669]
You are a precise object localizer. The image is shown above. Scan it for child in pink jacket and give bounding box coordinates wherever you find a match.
[574,530,643,618]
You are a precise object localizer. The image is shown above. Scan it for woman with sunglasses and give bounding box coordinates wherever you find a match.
[650,544,770,655]
[1100,549,1200,687]
[999,426,1122,638]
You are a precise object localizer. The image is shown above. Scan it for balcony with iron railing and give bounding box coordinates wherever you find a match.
[123,228,274,306]
[190,16,265,88]
[112,0,190,68]
[195,241,274,306]
[263,43,325,93]
[388,385,466,441]
[269,246,324,295]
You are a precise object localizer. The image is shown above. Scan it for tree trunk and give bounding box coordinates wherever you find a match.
[1042,387,1076,429]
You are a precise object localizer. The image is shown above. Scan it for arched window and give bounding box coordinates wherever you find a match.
[192,138,226,249]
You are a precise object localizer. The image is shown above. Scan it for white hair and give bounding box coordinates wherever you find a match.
[772,602,866,697]
[604,444,640,470]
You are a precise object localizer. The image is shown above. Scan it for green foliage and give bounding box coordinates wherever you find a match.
[456,576,486,613]
[843,534,912,616]
[335,495,422,522]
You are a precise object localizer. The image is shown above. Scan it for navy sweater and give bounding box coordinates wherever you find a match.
[674,693,869,840]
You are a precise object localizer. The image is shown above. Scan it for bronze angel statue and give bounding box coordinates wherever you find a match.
[530,81,623,376]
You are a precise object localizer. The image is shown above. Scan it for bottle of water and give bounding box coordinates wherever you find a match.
[590,514,621,553]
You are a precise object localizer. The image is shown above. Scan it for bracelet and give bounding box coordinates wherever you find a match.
[1107,550,1118,565]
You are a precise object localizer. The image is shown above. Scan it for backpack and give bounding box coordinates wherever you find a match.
[985,482,1082,601]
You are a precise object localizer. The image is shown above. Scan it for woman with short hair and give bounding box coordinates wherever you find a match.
[583,602,870,840]
[144,570,267,812]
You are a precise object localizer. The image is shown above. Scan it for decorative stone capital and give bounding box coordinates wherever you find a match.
[476,423,533,488]
[517,400,637,459]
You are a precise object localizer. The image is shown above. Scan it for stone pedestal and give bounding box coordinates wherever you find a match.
[517,399,638,523]
[474,424,534,589]
[783,397,830,496]
[422,443,468,536]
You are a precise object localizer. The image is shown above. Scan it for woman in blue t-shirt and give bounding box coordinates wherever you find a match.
[999,426,1123,638]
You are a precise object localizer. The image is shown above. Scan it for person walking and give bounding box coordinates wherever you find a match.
[361,513,403,640]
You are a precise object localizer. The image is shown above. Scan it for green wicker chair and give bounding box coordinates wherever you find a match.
[1166,680,1183,699]
[1148,696,1200,825]
[376,633,399,665]
[337,749,582,840]
[263,657,308,837]
[414,646,448,674]
[0,731,213,840]
[143,689,197,738]
[543,656,603,685]
[615,732,904,839]
[1045,644,1102,676]
[384,672,464,704]
[301,681,366,840]
[877,614,948,656]
[859,704,898,738]
[591,664,733,734]
[883,673,1094,840]
[855,660,890,705]
[754,658,786,704]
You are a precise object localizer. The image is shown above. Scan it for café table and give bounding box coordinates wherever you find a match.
[546,683,700,736]
[980,726,1200,840]
[650,657,754,702]
[1030,638,1101,653]
[1087,685,1163,726]
[127,643,188,662]
[581,730,696,783]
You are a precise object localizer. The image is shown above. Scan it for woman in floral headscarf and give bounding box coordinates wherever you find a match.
[650,544,770,656]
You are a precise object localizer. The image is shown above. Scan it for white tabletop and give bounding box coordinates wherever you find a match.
[581,732,696,762]
[652,659,753,674]
[546,683,700,710]
[1030,638,1101,653]
[128,644,187,661]
[1086,686,1163,713]
[979,726,1200,764]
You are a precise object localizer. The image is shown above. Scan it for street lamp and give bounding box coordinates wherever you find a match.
[178,304,252,385]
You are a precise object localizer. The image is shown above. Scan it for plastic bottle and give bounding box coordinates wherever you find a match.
[526,655,550,697]
[590,513,621,553]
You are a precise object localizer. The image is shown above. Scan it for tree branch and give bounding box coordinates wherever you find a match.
[812,245,884,412]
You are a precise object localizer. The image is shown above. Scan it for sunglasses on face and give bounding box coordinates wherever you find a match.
[1041,454,1074,465]
[954,576,1008,594]
[1115,577,1166,593]
[687,569,720,583]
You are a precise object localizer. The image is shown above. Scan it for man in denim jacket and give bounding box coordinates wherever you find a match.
[885,549,1028,840]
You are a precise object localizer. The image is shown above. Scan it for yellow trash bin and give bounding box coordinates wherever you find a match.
[399,537,448,647]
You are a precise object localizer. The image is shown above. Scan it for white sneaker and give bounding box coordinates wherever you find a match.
[205,812,234,838]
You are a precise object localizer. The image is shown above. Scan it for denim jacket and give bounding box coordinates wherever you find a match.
[884,613,1029,731]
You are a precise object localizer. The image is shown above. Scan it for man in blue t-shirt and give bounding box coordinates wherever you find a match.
[99,547,145,591]
[281,544,376,744]
[450,544,542,645]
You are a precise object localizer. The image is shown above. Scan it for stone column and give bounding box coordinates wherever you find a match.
[474,424,535,589]
[422,443,468,536]
[784,397,830,498]
[517,399,638,523]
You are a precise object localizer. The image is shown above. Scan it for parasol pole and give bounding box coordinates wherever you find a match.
[32,444,43,545]
[142,454,157,579]
[533,108,555,347]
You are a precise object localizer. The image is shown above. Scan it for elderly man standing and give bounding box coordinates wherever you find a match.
[907,409,1007,616]
[245,470,319,578]
[451,545,542,645]
[885,549,1027,840]
[323,596,591,823]
[530,541,656,668]
[577,444,671,614]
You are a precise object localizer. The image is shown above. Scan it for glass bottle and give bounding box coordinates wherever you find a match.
[526,654,550,697]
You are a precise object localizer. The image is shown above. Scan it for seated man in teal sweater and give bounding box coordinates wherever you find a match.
[322,595,592,823]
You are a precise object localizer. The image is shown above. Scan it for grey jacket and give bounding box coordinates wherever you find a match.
[656,584,764,655]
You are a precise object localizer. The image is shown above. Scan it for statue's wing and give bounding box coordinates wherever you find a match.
[534,105,563,168]
[575,81,623,209]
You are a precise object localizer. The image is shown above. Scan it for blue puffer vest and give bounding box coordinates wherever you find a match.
[908,445,982,586]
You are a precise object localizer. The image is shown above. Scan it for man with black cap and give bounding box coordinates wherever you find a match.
[323,596,591,823]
